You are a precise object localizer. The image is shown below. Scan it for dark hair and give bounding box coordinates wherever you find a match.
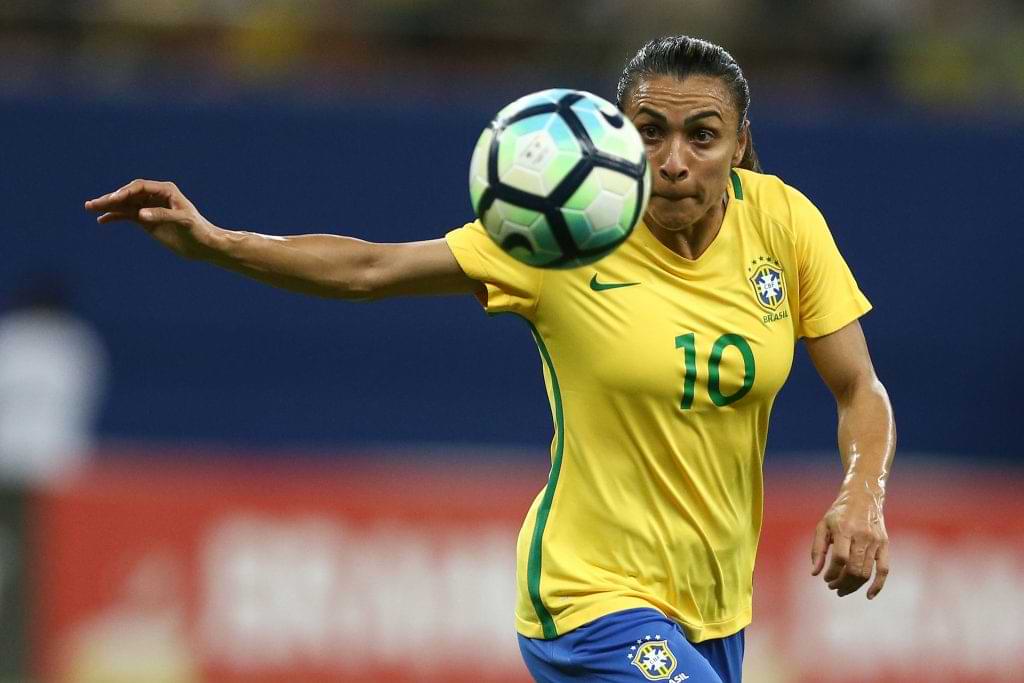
[616,36,762,173]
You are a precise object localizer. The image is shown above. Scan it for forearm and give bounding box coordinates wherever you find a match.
[835,378,896,504]
[85,179,475,300]
[202,228,377,299]
[807,322,894,597]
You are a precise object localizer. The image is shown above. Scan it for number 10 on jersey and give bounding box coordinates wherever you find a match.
[675,333,756,409]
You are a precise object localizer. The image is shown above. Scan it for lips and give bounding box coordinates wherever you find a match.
[653,192,692,201]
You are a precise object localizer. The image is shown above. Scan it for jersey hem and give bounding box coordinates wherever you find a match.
[516,598,752,644]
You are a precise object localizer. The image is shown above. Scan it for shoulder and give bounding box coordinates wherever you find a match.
[732,168,826,242]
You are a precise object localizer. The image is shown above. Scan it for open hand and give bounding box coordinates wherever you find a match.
[84,179,217,260]
[811,489,889,599]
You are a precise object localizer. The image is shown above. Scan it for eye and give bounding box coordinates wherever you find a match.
[692,128,716,144]
[638,124,662,142]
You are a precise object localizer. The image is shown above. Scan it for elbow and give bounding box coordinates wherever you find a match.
[336,277,377,302]
[332,258,385,302]
[835,370,885,407]
[839,375,896,436]
[319,240,402,302]
[324,279,376,302]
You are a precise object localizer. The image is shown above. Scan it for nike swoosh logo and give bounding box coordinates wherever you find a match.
[590,274,640,291]
[599,109,625,129]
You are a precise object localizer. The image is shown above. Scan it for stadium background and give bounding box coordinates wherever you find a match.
[1,2,1021,681]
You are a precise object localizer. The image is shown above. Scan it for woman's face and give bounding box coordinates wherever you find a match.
[625,73,747,232]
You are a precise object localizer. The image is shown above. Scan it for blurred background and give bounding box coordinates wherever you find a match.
[1,1,1022,681]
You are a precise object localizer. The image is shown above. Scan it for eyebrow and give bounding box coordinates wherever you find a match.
[634,107,724,127]
[684,110,724,126]
[635,106,668,122]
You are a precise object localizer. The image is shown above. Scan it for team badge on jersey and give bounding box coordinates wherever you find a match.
[627,636,680,680]
[747,255,786,312]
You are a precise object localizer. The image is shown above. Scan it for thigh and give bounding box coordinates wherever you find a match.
[518,608,724,683]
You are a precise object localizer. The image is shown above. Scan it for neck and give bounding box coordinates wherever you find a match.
[646,192,729,260]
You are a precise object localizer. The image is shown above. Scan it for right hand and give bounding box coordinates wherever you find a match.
[84,179,217,260]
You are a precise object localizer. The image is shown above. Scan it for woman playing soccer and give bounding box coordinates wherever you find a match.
[85,36,895,683]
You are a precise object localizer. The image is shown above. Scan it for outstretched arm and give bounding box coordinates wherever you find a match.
[805,320,896,599]
[84,179,480,300]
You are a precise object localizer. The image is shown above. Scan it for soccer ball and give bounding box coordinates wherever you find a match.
[469,89,650,268]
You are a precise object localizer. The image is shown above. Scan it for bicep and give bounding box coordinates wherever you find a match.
[804,320,878,401]
[364,238,482,299]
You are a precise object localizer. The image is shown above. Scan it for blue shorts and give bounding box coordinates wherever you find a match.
[518,608,744,683]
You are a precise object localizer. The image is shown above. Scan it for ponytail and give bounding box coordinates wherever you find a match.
[737,124,762,173]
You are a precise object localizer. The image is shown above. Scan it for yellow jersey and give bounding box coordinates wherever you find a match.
[444,168,871,642]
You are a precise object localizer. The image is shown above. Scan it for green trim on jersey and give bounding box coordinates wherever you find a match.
[730,169,744,200]
[487,311,564,638]
[524,319,564,639]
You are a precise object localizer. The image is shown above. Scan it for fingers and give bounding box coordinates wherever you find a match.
[96,211,134,224]
[138,207,184,224]
[94,207,185,226]
[822,533,850,583]
[829,567,868,596]
[843,535,874,587]
[825,534,882,597]
[84,179,187,213]
[810,520,829,576]
[867,543,889,599]
[814,501,890,599]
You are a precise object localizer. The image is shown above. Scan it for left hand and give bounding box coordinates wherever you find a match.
[84,179,218,261]
[811,488,889,599]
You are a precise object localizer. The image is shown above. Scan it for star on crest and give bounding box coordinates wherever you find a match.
[748,254,781,273]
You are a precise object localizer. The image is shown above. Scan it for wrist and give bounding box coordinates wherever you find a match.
[837,474,886,506]
[198,224,236,263]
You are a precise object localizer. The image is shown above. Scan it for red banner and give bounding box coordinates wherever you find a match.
[30,450,1024,682]
[751,464,1024,683]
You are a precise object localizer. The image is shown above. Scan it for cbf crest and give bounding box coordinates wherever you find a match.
[747,255,786,312]
[626,635,686,681]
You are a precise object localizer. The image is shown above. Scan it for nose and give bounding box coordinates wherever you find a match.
[659,136,688,182]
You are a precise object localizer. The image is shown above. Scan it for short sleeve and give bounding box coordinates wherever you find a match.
[445,221,544,319]
[788,188,872,338]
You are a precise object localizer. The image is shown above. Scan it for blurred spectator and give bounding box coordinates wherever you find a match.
[0,275,107,486]
[1,0,1022,106]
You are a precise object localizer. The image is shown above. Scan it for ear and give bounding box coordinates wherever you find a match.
[732,120,750,167]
